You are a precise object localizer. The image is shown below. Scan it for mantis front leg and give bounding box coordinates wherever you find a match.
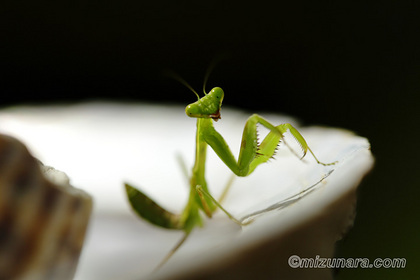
[200,114,336,178]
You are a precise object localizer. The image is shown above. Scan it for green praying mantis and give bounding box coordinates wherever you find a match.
[124,72,337,269]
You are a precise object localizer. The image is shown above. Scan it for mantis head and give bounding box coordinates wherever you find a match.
[185,87,224,121]
[166,69,224,121]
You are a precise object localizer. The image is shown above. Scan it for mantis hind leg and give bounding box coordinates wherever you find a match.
[218,174,235,204]
[154,232,191,272]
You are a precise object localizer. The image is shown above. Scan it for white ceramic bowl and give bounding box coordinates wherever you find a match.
[0,102,374,280]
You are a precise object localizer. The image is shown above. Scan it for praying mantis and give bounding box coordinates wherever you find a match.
[124,72,337,269]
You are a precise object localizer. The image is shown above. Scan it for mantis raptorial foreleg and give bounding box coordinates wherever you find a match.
[201,114,337,179]
[277,123,337,166]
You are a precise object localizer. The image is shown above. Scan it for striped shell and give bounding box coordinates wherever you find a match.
[0,134,92,280]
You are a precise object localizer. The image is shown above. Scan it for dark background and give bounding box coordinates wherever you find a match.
[1,1,419,279]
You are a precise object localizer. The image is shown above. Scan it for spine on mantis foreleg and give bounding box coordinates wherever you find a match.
[248,127,284,174]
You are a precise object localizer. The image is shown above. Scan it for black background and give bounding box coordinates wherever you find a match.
[1,1,419,279]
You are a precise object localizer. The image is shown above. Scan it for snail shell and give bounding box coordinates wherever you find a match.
[0,134,93,280]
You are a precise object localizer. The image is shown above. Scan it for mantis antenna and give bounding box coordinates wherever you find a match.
[203,54,229,95]
[165,54,229,98]
[202,63,214,95]
[164,70,200,100]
